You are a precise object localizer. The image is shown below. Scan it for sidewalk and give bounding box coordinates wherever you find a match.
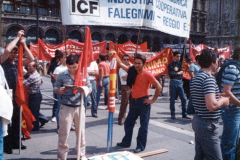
[4,75,197,160]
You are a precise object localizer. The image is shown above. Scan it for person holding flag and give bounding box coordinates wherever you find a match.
[54,54,91,160]
[115,52,161,153]
[1,30,34,154]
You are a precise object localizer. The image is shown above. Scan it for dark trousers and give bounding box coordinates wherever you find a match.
[192,114,222,160]
[169,80,187,117]
[118,85,132,124]
[29,92,48,130]
[4,100,20,151]
[121,98,151,150]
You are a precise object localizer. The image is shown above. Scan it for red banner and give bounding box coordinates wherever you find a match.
[30,39,107,61]
[189,41,231,62]
[118,41,148,52]
[15,44,35,139]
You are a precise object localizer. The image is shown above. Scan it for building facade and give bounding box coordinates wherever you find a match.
[206,0,240,50]
[0,0,208,52]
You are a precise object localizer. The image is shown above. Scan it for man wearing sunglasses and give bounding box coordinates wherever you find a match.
[118,55,132,126]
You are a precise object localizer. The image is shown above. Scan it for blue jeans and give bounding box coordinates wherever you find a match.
[0,118,3,159]
[169,80,187,117]
[56,95,61,129]
[96,77,109,107]
[90,80,97,116]
[221,107,240,160]
[121,98,151,150]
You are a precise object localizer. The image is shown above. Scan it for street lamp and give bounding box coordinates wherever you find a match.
[49,10,51,16]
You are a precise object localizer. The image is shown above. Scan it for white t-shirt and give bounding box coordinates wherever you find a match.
[119,68,127,85]
[53,65,68,75]
[87,61,98,80]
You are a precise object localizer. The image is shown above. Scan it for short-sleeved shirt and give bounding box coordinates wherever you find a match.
[189,62,201,77]
[54,70,92,107]
[190,71,221,119]
[129,68,156,98]
[53,65,68,75]
[24,70,42,94]
[2,59,18,91]
[119,68,127,85]
[221,64,240,108]
[87,61,98,80]
[98,61,110,77]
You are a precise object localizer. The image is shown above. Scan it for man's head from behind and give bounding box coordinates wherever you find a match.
[66,54,80,74]
[231,47,240,61]
[198,49,219,71]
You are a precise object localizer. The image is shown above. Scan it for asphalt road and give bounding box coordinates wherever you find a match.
[5,75,223,160]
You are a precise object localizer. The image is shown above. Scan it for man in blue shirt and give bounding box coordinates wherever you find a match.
[220,47,240,160]
[54,54,91,160]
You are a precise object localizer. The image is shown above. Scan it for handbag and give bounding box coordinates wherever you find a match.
[5,77,13,100]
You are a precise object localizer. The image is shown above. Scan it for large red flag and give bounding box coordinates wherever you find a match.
[74,27,93,93]
[15,44,36,139]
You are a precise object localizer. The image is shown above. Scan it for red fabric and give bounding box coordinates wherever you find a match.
[130,69,156,99]
[98,61,110,77]
[74,27,93,93]
[15,44,35,139]
[34,39,106,61]
[118,41,148,52]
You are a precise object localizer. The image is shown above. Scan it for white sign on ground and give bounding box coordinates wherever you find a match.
[88,151,143,160]
[60,0,193,38]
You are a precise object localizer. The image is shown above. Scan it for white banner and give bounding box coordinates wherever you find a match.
[60,0,193,38]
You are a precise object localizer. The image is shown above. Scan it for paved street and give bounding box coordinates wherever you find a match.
[4,75,223,160]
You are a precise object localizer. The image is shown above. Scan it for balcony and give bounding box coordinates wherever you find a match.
[2,12,61,22]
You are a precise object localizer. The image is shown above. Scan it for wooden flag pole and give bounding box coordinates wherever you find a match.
[181,38,188,70]
[136,149,168,158]
[62,25,67,52]
[135,26,142,56]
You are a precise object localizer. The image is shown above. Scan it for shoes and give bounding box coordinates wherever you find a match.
[71,126,75,131]
[118,122,124,126]
[51,117,56,122]
[182,116,191,119]
[40,120,49,128]
[12,144,27,150]
[56,129,59,134]
[171,116,176,119]
[133,148,144,153]
[116,143,130,148]
[4,148,13,154]
[92,115,98,118]
[80,155,88,160]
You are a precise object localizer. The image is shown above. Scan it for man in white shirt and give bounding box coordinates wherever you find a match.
[118,55,132,125]
[87,61,99,118]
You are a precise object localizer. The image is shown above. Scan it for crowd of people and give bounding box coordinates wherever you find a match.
[0,30,240,160]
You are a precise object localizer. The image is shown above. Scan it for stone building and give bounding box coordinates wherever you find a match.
[0,0,208,52]
[206,0,240,50]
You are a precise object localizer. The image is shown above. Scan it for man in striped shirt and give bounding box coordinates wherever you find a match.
[220,47,240,160]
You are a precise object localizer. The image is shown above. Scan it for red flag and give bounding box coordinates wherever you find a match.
[74,27,93,93]
[15,44,36,139]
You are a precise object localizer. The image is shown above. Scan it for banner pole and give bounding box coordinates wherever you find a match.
[19,106,22,154]
[116,74,119,102]
[135,26,142,56]
[107,112,113,153]
[77,94,84,160]
[167,76,170,101]
[181,38,188,70]
[62,25,67,52]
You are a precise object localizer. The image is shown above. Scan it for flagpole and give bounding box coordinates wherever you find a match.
[19,106,22,154]
[181,38,188,70]
[107,111,113,153]
[77,94,84,160]
[62,25,67,52]
[135,26,142,56]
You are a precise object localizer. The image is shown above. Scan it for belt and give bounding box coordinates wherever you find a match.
[132,95,149,101]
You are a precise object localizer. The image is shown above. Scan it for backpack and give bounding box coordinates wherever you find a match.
[215,60,240,91]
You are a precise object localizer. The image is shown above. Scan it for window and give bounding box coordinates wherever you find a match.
[2,4,14,13]
[201,0,205,11]
[20,6,31,14]
[200,21,205,32]
[39,7,48,15]
[193,0,198,9]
